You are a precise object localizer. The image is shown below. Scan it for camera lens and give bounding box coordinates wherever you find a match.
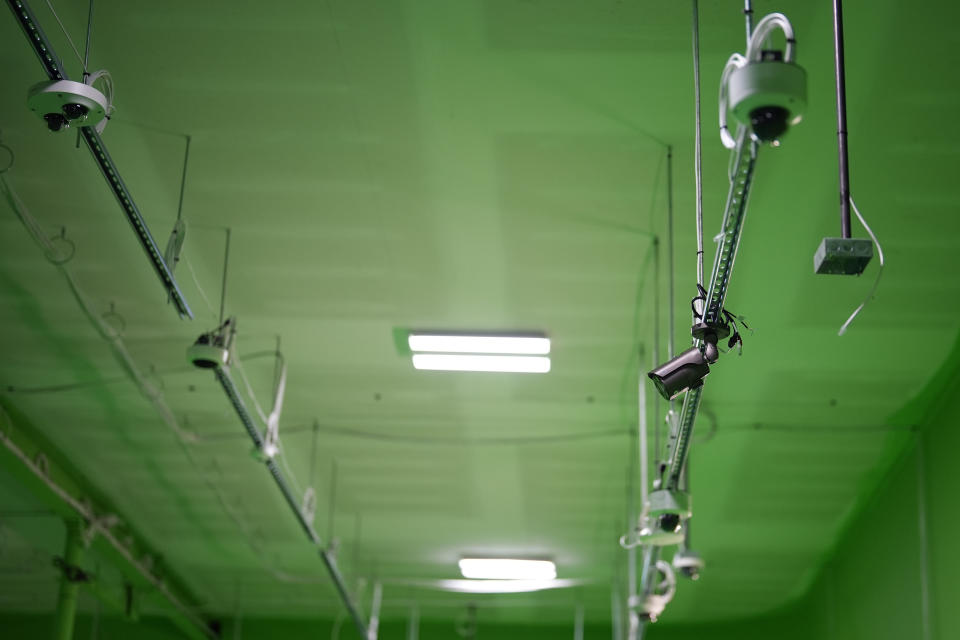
[749,106,789,142]
[43,113,68,132]
[62,103,89,120]
[659,513,681,533]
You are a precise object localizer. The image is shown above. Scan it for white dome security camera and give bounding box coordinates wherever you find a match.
[187,318,235,369]
[27,79,109,132]
[719,13,806,147]
[727,53,806,143]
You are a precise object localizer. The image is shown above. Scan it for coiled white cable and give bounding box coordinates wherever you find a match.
[718,53,746,150]
[746,13,796,62]
[838,197,884,336]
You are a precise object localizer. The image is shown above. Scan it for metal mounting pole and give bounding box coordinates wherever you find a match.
[53,519,84,640]
[833,0,852,238]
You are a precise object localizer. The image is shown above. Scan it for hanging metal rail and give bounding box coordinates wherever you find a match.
[664,130,757,492]
[5,0,193,319]
[636,129,758,627]
[210,364,370,638]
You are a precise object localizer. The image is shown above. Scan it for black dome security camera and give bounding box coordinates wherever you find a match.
[43,112,68,132]
[749,106,789,142]
[62,102,89,120]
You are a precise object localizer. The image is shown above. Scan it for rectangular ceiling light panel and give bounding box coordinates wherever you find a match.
[412,354,550,373]
[458,558,557,581]
[408,334,550,355]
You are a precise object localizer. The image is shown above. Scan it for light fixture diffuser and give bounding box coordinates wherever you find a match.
[458,558,557,581]
[408,334,550,355]
[412,354,550,373]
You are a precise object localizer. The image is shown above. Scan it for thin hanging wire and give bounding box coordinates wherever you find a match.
[82,0,94,80]
[44,0,86,72]
[837,197,884,336]
[219,228,231,325]
[692,0,705,313]
[177,136,191,222]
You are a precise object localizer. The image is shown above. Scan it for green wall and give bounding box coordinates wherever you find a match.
[782,347,960,640]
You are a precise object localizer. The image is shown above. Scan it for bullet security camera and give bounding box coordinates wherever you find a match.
[187,318,235,369]
[648,347,710,401]
[27,80,108,132]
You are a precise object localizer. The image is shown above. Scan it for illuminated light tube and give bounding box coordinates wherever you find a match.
[408,334,550,355]
[434,579,576,594]
[458,558,557,580]
[412,354,550,373]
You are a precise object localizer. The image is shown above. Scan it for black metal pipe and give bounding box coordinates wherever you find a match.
[833,0,852,238]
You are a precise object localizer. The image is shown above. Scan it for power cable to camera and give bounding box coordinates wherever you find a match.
[838,197,884,336]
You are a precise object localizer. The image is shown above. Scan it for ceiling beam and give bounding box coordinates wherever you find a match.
[0,403,217,640]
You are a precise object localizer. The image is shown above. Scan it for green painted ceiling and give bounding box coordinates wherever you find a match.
[1,0,958,630]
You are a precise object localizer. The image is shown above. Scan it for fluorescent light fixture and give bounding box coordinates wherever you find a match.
[412,354,550,373]
[408,334,550,355]
[458,558,557,581]
[432,579,576,594]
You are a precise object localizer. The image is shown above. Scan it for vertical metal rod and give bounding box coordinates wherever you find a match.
[177,136,191,222]
[328,459,339,546]
[692,0,705,303]
[218,228,231,326]
[53,519,84,640]
[833,0,852,238]
[743,0,753,43]
[82,0,93,77]
[407,605,419,640]
[652,235,660,466]
[611,583,623,640]
[638,364,649,517]
[574,603,584,640]
[308,421,319,489]
[367,582,382,640]
[665,146,675,361]
[916,439,932,640]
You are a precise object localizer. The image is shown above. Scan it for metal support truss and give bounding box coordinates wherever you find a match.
[211,365,370,638]
[5,0,193,319]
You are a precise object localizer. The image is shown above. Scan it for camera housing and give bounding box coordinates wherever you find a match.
[187,318,235,369]
[27,80,109,132]
[648,347,710,401]
[638,490,691,547]
[672,549,705,581]
[728,54,806,144]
